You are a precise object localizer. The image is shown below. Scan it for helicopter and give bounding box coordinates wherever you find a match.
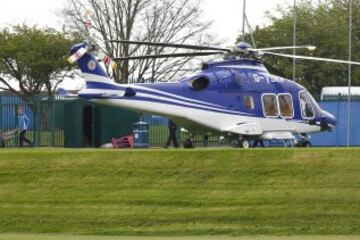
[68,39,360,148]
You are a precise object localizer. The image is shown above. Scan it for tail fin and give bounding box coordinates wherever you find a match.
[69,43,115,88]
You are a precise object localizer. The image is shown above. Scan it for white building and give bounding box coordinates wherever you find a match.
[321,86,360,100]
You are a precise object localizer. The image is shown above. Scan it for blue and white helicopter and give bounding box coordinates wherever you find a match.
[68,40,360,148]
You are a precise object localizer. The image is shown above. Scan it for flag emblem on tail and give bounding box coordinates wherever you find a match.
[67,48,87,64]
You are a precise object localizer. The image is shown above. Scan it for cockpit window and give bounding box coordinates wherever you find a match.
[308,92,321,112]
[262,94,279,117]
[299,91,315,119]
[278,94,294,118]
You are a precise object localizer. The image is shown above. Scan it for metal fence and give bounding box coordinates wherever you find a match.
[142,98,360,148]
[312,100,360,146]
[0,95,74,147]
[141,115,234,148]
[1,94,360,148]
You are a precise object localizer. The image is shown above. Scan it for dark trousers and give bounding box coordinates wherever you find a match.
[252,140,265,148]
[165,131,179,148]
[19,130,33,147]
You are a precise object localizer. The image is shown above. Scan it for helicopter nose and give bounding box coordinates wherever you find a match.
[320,110,337,131]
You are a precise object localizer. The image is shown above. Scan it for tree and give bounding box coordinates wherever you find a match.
[0,25,77,102]
[62,0,214,84]
[239,0,360,95]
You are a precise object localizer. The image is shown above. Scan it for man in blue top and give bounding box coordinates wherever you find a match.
[17,106,33,147]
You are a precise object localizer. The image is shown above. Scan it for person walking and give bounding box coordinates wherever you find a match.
[17,106,33,147]
[164,119,179,148]
[252,139,265,148]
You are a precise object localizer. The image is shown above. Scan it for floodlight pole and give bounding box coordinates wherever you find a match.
[292,0,297,81]
[347,0,353,147]
[245,15,257,48]
[242,0,246,42]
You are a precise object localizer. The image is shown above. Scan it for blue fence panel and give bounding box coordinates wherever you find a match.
[143,101,360,147]
[0,96,34,130]
[142,101,360,147]
[312,101,360,146]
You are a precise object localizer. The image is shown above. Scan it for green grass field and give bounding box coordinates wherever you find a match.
[0,148,359,238]
[1,233,360,240]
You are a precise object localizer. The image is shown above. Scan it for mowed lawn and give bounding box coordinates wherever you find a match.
[1,234,360,240]
[0,148,359,236]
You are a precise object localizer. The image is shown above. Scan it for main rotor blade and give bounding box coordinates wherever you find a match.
[113,51,224,61]
[255,45,316,52]
[262,51,360,66]
[108,40,231,52]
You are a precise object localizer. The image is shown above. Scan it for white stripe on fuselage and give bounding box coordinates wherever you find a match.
[81,72,244,114]
[136,92,251,115]
[80,87,252,116]
[90,98,321,135]
[83,73,115,85]
[83,73,225,108]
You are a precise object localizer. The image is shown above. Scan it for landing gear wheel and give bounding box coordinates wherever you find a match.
[297,140,312,148]
[239,140,250,149]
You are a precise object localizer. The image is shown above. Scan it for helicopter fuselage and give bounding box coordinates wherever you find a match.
[75,46,336,141]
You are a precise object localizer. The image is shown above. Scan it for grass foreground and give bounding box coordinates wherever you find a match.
[0,148,359,237]
[1,233,360,240]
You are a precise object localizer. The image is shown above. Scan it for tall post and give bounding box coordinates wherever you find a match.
[347,0,353,147]
[292,0,297,81]
[51,96,56,147]
[242,0,246,42]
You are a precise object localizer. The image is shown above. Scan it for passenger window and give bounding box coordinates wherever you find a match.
[278,94,294,118]
[262,95,278,117]
[244,96,255,110]
[300,92,315,118]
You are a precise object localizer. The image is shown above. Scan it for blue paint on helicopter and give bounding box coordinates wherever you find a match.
[73,42,337,136]
[236,42,253,50]
[70,43,109,78]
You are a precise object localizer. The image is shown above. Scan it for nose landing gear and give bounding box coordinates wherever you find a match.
[296,134,312,147]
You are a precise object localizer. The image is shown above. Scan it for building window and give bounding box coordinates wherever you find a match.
[278,94,294,118]
[244,96,255,110]
[299,91,315,118]
[262,94,279,117]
